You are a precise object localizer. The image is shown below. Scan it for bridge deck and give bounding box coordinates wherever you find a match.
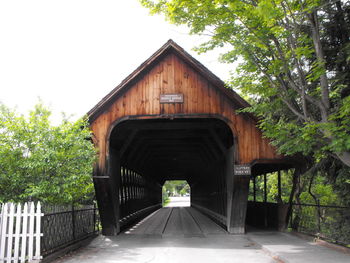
[51,207,350,263]
[124,207,226,237]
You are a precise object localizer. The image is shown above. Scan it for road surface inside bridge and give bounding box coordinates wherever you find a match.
[52,207,350,263]
[124,207,226,236]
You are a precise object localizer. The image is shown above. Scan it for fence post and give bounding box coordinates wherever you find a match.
[28,202,35,261]
[72,204,76,241]
[7,203,15,262]
[317,201,321,233]
[14,203,22,263]
[93,203,96,233]
[34,202,42,261]
[20,203,28,262]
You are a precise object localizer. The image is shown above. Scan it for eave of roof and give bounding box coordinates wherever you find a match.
[87,39,251,123]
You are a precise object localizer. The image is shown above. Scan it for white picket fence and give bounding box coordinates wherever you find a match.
[0,202,43,263]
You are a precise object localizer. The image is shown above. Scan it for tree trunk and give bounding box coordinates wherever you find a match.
[286,168,300,228]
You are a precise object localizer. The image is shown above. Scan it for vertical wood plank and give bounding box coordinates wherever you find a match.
[20,203,28,263]
[6,203,15,262]
[28,202,35,261]
[0,203,9,262]
[13,204,22,263]
[34,202,42,261]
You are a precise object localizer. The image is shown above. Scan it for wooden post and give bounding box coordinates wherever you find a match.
[277,170,282,204]
[93,147,121,236]
[229,174,250,234]
[227,146,250,234]
[225,146,234,232]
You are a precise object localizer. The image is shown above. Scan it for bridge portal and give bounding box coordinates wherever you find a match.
[88,40,296,235]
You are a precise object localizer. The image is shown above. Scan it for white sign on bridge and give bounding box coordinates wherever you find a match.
[160,94,184,103]
[234,165,251,175]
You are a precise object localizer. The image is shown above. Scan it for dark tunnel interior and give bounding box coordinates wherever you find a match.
[109,118,234,228]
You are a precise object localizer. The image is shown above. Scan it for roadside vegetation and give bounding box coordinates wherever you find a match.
[0,102,96,205]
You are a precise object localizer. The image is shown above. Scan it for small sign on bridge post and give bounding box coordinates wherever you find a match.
[234,165,251,176]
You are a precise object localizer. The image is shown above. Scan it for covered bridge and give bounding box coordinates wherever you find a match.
[88,40,297,235]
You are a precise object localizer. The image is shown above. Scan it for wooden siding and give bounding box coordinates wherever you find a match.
[90,52,281,173]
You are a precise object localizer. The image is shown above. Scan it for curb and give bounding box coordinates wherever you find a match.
[289,231,350,255]
[246,235,288,263]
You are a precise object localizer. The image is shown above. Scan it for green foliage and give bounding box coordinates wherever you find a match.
[249,170,342,206]
[163,180,190,197]
[249,171,293,203]
[141,0,350,167]
[0,103,96,204]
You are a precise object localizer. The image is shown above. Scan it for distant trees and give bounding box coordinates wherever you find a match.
[0,103,96,204]
[163,180,190,197]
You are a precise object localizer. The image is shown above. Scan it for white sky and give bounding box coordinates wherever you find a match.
[0,0,233,122]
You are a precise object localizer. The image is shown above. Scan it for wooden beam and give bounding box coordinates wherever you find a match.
[117,121,224,131]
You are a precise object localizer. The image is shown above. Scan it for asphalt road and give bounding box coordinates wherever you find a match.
[165,196,190,207]
[51,205,350,263]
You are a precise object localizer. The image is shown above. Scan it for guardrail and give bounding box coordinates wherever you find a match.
[290,203,350,245]
[41,204,99,256]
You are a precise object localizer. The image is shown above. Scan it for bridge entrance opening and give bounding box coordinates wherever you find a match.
[99,117,239,234]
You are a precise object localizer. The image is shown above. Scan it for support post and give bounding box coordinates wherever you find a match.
[226,146,234,232]
[277,170,282,204]
[228,174,250,234]
[226,147,250,234]
[93,147,121,236]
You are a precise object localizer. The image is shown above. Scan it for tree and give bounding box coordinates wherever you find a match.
[0,103,96,204]
[140,0,350,168]
[163,180,190,196]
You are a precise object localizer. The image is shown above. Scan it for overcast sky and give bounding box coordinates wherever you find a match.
[0,0,232,122]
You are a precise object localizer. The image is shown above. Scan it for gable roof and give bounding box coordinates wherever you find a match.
[88,39,250,122]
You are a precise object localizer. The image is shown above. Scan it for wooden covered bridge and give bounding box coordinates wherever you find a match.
[88,40,297,236]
